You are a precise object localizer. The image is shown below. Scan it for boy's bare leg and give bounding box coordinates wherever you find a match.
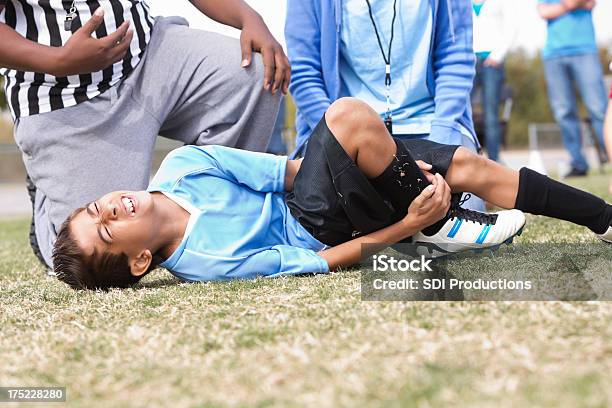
[323,97,515,206]
[322,98,611,241]
[323,98,515,207]
[444,149,520,209]
[324,98,397,179]
[445,139,612,237]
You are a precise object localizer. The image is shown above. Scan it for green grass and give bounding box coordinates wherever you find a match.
[1,174,611,407]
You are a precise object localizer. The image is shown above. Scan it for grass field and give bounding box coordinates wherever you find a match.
[1,174,611,407]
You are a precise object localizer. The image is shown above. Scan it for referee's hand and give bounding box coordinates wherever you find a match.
[52,8,133,77]
[239,14,290,95]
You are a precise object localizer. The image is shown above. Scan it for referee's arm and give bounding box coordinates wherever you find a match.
[0,9,130,76]
[0,22,62,73]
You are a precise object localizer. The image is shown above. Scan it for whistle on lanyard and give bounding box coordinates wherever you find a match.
[384,114,393,136]
[384,64,393,135]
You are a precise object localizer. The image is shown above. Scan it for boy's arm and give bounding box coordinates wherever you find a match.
[319,175,451,270]
[284,158,302,192]
[318,219,419,270]
[189,0,290,94]
[0,9,132,76]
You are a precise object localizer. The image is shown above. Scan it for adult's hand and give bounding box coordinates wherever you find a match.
[403,173,451,232]
[581,0,596,10]
[240,14,290,95]
[539,1,571,19]
[562,0,592,10]
[53,8,133,77]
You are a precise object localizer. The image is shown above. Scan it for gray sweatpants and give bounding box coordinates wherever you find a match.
[13,17,281,267]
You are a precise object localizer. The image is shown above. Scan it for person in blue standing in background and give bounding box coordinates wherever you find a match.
[285,0,485,210]
[538,0,609,177]
[471,0,517,162]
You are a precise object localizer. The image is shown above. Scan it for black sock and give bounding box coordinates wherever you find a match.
[369,140,448,235]
[514,167,612,234]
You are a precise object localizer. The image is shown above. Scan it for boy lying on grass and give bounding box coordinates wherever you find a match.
[53,98,612,290]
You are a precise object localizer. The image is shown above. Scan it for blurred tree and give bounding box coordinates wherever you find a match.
[504,49,553,147]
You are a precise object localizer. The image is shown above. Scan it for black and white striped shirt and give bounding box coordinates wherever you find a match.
[0,0,154,120]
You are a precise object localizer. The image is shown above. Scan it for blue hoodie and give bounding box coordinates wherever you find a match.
[285,0,478,155]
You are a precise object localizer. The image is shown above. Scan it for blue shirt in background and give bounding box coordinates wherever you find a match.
[148,145,329,282]
[539,0,598,59]
[339,0,436,135]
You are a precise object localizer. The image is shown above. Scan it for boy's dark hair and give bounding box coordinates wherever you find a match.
[52,208,160,291]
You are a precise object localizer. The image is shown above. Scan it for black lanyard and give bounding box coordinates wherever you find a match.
[364,0,398,135]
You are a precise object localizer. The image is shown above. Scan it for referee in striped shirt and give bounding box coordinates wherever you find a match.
[0,0,289,270]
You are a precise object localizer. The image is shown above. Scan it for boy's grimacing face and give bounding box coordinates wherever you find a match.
[70,190,156,265]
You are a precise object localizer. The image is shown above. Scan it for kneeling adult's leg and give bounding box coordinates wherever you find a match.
[25,173,46,267]
[133,18,280,152]
[14,91,160,268]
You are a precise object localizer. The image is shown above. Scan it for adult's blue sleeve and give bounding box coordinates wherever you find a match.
[285,0,332,131]
[429,0,477,146]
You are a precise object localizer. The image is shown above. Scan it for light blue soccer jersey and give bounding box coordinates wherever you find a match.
[147,145,329,282]
[339,0,435,135]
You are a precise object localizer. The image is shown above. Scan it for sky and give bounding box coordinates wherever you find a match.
[149,0,612,54]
